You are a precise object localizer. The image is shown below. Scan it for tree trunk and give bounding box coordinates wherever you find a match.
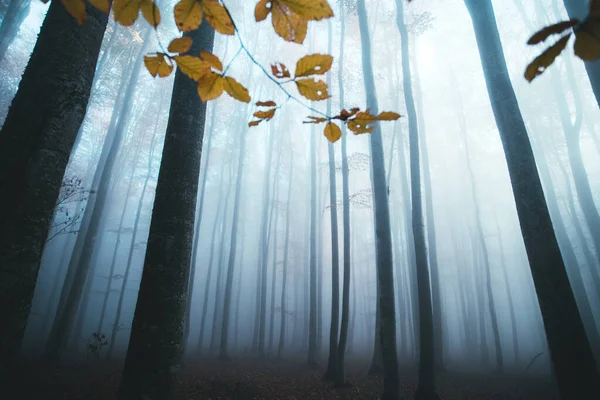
[118,21,215,400]
[357,0,400,398]
[464,0,600,396]
[0,0,30,62]
[0,1,109,366]
[394,0,439,398]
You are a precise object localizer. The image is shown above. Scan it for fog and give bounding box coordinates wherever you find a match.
[1,0,599,398]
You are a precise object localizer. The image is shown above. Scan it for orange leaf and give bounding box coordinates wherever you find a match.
[249,120,262,127]
[174,0,203,31]
[295,54,333,77]
[303,116,328,124]
[197,72,225,101]
[295,78,330,101]
[271,63,291,79]
[200,51,223,71]
[376,111,401,121]
[203,0,235,35]
[256,101,277,107]
[254,109,276,120]
[168,37,193,53]
[174,55,210,80]
[223,76,251,103]
[255,0,272,21]
[144,53,174,78]
[324,122,342,143]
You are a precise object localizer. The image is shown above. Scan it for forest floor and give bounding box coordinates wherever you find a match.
[1,356,559,399]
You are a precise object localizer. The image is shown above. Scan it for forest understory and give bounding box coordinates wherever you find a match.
[1,357,558,399]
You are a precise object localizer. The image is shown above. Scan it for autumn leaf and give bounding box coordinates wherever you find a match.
[61,0,87,24]
[88,0,111,13]
[113,0,161,27]
[272,3,308,44]
[527,19,579,45]
[254,109,277,120]
[525,34,571,82]
[333,108,360,121]
[249,120,262,127]
[303,116,328,124]
[202,0,235,35]
[200,51,223,71]
[173,55,210,80]
[295,54,333,77]
[223,77,251,103]
[376,111,401,121]
[197,71,225,101]
[256,101,277,107]
[271,63,291,79]
[278,0,333,21]
[347,119,375,134]
[168,37,193,53]
[255,0,271,21]
[324,122,342,143]
[295,78,330,101]
[144,53,174,78]
[174,0,203,31]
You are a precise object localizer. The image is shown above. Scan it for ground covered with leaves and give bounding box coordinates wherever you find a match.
[1,357,558,399]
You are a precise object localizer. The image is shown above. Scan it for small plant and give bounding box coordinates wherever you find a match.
[86,331,109,360]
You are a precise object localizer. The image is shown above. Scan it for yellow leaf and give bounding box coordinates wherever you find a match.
[141,0,161,27]
[255,0,272,21]
[249,120,262,127]
[168,37,193,53]
[376,111,401,121]
[203,0,235,35]
[303,116,328,124]
[347,120,374,135]
[295,78,330,101]
[256,101,277,107]
[295,54,333,77]
[174,55,210,80]
[271,63,291,79]
[525,34,571,82]
[114,0,161,27]
[279,0,333,21]
[200,51,223,71]
[144,53,174,78]
[272,3,308,44]
[324,122,342,143]
[197,72,225,101]
[61,0,87,24]
[88,0,111,13]
[574,19,600,61]
[527,19,579,45]
[174,0,203,31]
[223,76,251,103]
[254,109,276,120]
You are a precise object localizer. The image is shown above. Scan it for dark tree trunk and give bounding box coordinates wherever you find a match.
[0,1,109,366]
[395,0,439,398]
[464,0,600,397]
[357,0,400,398]
[307,124,319,365]
[118,22,215,400]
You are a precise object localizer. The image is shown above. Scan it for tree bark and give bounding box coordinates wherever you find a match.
[464,0,600,397]
[118,21,214,400]
[0,1,109,366]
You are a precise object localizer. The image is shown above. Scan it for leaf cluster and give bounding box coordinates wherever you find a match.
[50,0,402,143]
[525,0,600,82]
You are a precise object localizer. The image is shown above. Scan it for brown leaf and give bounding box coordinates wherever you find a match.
[295,78,330,101]
[255,0,272,21]
[197,71,225,101]
[174,55,210,80]
[525,34,571,82]
[295,54,333,77]
[324,122,342,143]
[303,116,328,124]
[376,111,401,121]
[168,37,193,53]
[223,76,251,103]
[271,3,308,44]
[249,120,262,127]
[527,19,579,45]
[254,108,277,120]
[203,0,235,35]
[144,53,173,78]
[333,107,360,121]
[256,101,277,107]
[174,0,203,31]
[200,51,224,71]
[271,63,291,79]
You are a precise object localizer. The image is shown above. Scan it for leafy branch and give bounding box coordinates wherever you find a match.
[50,0,402,142]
